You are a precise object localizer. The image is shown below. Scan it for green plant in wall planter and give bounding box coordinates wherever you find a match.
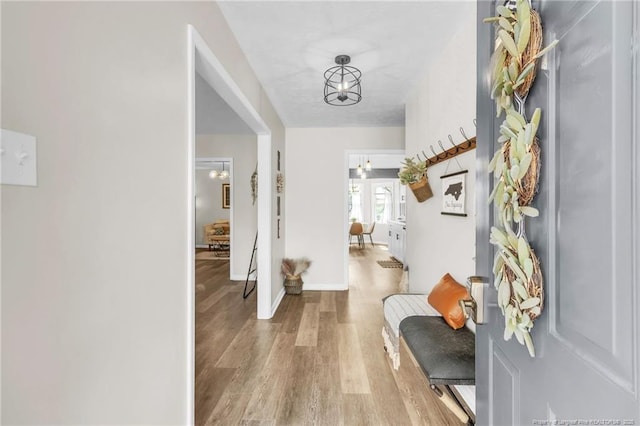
[484,0,557,357]
[398,157,433,203]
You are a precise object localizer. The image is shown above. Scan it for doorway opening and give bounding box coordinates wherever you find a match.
[187,25,273,422]
[344,150,405,288]
[195,157,234,274]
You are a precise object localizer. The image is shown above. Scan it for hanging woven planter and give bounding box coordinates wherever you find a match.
[409,175,434,203]
[399,157,433,203]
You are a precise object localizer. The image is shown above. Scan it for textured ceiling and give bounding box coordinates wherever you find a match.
[218,1,473,128]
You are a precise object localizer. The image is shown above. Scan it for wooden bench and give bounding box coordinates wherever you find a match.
[399,315,476,425]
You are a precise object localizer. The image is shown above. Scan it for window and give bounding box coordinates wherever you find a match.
[348,183,364,223]
[372,182,393,223]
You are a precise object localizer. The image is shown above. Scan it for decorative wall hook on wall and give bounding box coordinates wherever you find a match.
[442,137,464,173]
[429,145,439,158]
[460,126,471,142]
[448,135,458,150]
[414,123,477,168]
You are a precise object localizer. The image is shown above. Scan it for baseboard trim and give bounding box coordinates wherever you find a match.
[195,244,209,249]
[302,283,349,291]
[271,287,286,317]
[230,273,256,281]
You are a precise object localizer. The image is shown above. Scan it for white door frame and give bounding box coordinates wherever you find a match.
[343,149,405,288]
[187,25,273,423]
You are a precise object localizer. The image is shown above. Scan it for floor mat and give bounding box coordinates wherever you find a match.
[376,257,403,268]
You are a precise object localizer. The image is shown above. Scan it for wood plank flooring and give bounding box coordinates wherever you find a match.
[195,246,463,425]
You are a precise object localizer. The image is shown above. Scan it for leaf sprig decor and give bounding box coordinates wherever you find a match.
[488,107,541,225]
[490,226,544,357]
[485,0,557,357]
[485,0,558,116]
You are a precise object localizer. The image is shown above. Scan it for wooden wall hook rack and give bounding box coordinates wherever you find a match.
[417,136,477,168]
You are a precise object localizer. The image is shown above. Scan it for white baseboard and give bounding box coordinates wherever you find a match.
[230,273,256,281]
[271,287,286,317]
[195,244,209,249]
[302,283,349,291]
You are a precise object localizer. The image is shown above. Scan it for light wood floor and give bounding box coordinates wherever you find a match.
[195,245,463,425]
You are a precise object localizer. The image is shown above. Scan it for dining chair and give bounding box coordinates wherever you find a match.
[362,222,376,247]
[349,222,364,248]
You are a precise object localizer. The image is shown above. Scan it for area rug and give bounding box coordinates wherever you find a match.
[195,251,230,260]
[376,257,403,269]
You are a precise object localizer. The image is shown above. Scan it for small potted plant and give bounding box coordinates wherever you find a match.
[398,157,433,202]
[281,257,312,295]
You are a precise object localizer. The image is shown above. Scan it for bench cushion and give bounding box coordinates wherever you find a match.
[400,316,475,385]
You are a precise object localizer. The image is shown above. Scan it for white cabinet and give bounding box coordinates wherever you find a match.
[388,221,406,263]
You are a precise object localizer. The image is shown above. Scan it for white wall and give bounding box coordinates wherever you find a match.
[1,2,285,424]
[286,128,404,289]
[196,135,257,280]
[195,168,231,245]
[404,4,477,294]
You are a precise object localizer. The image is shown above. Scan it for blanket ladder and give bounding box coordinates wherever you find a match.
[243,232,257,299]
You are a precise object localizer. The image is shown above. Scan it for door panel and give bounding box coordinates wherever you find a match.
[476,0,639,424]
[489,340,520,426]
[548,0,635,390]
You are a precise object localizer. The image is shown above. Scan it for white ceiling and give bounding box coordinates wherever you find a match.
[218,1,473,128]
[195,158,232,171]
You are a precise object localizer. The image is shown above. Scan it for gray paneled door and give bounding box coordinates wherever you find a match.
[476,1,640,424]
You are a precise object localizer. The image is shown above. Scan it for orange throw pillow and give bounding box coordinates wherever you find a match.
[427,273,470,330]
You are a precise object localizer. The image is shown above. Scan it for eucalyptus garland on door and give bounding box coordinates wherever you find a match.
[484,0,557,357]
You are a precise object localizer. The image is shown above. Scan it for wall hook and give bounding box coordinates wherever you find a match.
[419,125,478,168]
[430,145,439,158]
[448,135,462,153]
[448,134,456,147]
[460,127,470,143]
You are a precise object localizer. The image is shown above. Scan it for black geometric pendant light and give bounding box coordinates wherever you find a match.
[323,55,362,106]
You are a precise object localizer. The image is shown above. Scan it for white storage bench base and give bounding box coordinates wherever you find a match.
[382,293,476,424]
[382,293,439,369]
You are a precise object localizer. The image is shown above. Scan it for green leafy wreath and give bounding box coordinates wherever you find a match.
[484,0,557,357]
